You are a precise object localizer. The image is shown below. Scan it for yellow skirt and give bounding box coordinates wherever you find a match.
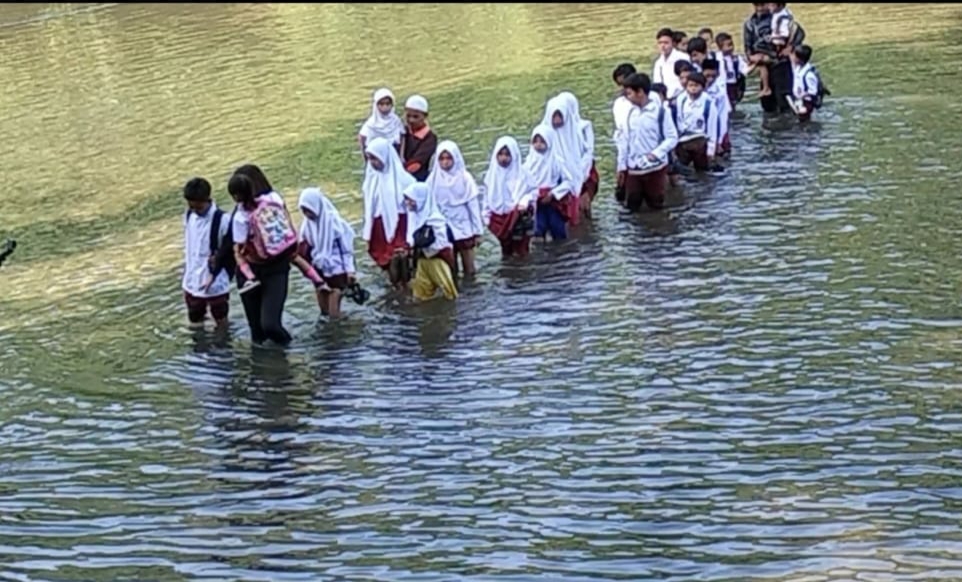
[412,256,458,301]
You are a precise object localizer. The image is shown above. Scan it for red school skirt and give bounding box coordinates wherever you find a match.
[367,214,409,270]
[488,209,531,258]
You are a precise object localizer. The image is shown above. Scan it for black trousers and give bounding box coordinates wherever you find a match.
[238,259,292,346]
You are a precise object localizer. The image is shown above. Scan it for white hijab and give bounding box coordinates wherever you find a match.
[426,140,478,207]
[361,137,415,242]
[359,88,404,144]
[483,136,536,214]
[298,187,354,270]
[403,182,448,248]
[557,90,595,161]
[524,124,561,187]
[541,94,590,184]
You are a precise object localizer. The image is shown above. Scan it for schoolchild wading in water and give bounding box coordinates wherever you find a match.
[402,182,459,301]
[482,136,538,259]
[297,187,357,318]
[524,125,576,242]
[426,140,483,277]
[361,136,416,288]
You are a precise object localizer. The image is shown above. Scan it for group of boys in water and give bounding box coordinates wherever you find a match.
[180,3,827,346]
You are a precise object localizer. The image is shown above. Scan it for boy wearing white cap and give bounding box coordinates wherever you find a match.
[400,94,438,182]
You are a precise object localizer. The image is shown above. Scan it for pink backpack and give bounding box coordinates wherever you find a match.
[248,196,298,261]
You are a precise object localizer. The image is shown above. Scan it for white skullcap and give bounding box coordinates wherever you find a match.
[405,94,429,113]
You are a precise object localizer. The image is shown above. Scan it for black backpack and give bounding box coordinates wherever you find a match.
[203,208,237,279]
[802,66,831,109]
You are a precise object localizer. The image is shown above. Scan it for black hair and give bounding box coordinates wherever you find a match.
[698,27,713,37]
[701,58,720,72]
[183,177,211,202]
[794,44,813,64]
[672,30,687,43]
[656,27,674,40]
[612,62,637,82]
[687,72,707,88]
[623,72,652,94]
[227,173,258,210]
[687,37,708,55]
[233,164,273,196]
[674,60,693,76]
[716,32,733,45]
[651,82,668,98]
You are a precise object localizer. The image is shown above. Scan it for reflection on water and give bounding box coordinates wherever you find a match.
[2,2,962,581]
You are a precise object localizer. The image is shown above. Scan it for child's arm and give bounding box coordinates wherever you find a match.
[234,244,256,282]
[291,253,327,288]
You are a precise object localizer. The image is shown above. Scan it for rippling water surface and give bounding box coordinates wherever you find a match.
[2,3,962,581]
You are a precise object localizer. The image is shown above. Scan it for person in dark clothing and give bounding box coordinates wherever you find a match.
[743,2,792,113]
[399,95,438,182]
[227,165,295,347]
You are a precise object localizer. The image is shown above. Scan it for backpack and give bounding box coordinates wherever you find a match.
[802,66,830,109]
[412,224,436,250]
[186,207,237,279]
[247,196,298,262]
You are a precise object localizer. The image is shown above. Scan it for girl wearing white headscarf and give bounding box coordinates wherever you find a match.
[482,136,539,258]
[542,94,592,225]
[362,137,415,280]
[524,124,576,242]
[358,88,405,153]
[298,187,356,318]
[426,140,484,276]
[402,183,458,301]
[556,91,599,219]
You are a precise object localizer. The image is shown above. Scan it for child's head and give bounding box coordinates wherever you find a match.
[766,2,786,12]
[438,149,455,171]
[531,132,549,153]
[716,32,734,55]
[365,152,385,171]
[651,82,668,102]
[675,61,693,89]
[403,183,428,211]
[701,59,720,86]
[377,96,394,115]
[698,27,714,47]
[791,44,812,65]
[227,173,257,208]
[623,72,652,106]
[233,164,273,196]
[687,37,708,63]
[183,177,212,215]
[686,72,707,97]
[672,30,688,52]
[612,62,637,87]
[656,28,674,56]
[404,94,429,130]
[298,187,322,222]
[497,145,513,168]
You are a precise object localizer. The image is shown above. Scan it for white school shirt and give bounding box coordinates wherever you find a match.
[652,49,691,97]
[617,99,679,172]
[772,7,794,43]
[183,204,231,298]
[675,92,720,157]
[715,51,748,85]
[706,79,732,139]
[231,191,286,244]
[792,63,820,99]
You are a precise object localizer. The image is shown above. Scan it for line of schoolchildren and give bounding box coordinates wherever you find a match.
[609,2,828,212]
[179,2,828,345]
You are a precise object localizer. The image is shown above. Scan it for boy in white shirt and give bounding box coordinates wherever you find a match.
[615,72,679,212]
[652,28,691,99]
[714,32,749,110]
[789,44,826,122]
[673,72,720,173]
[701,59,733,159]
[182,177,231,328]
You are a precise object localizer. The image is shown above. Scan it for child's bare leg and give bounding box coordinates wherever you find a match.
[758,65,772,97]
[328,289,343,318]
[460,248,477,277]
[315,288,331,316]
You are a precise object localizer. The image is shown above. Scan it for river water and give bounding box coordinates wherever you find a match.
[2,3,962,581]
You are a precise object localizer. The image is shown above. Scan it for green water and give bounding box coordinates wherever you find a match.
[2,3,962,581]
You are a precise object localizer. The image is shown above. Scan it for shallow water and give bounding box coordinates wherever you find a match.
[3,3,962,581]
